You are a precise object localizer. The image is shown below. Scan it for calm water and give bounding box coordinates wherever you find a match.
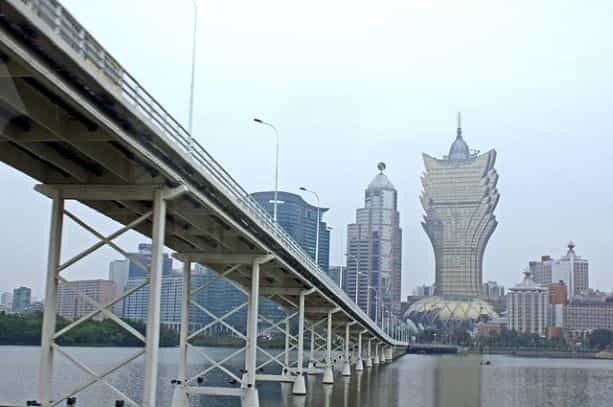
[1,346,612,406]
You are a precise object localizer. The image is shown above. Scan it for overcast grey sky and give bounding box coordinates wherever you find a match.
[2,0,613,298]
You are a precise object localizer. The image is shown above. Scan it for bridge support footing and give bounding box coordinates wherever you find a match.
[241,387,260,407]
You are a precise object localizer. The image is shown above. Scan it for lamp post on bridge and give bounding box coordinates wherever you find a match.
[299,186,321,267]
[253,118,280,222]
[187,0,198,152]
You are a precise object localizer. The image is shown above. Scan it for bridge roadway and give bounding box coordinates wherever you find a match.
[0,1,409,406]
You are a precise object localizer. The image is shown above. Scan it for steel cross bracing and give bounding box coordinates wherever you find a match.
[30,185,186,407]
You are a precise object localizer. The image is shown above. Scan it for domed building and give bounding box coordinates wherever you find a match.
[404,297,497,330]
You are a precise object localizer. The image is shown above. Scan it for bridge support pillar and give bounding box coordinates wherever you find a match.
[355,331,364,372]
[322,310,335,385]
[242,257,263,407]
[143,189,169,407]
[307,329,315,371]
[385,346,393,362]
[341,323,354,376]
[171,260,192,407]
[292,290,308,395]
[365,338,372,368]
[38,192,64,407]
[373,343,380,365]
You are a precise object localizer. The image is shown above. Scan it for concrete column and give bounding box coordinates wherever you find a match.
[307,328,315,371]
[322,311,334,384]
[283,316,290,376]
[143,189,167,407]
[243,257,262,407]
[38,193,64,407]
[172,260,191,407]
[341,324,352,376]
[365,338,372,368]
[373,343,380,365]
[292,292,307,395]
[355,332,364,371]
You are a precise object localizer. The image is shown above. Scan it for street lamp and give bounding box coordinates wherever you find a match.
[299,187,320,266]
[187,0,198,148]
[346,253,360,304]
[253,118,280,222]
[367,286,378,325]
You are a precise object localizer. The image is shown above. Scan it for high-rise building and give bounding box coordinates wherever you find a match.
[481,281,505,298]
[56,280,118,321]
[1,291,12,307]
[413,285,435,297]
[547,281,568,328]
[529,255,553,285]
[328,266,345,289]
[507,272,549,335]
[345,163,402,319]
[125,243,173,280]
[109,259,130,292]
[421,115,499,298]
[251,191,330,272]
[552,242,589,298]
[11,286,31,313]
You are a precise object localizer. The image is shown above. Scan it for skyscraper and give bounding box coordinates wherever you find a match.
[251,191,330,272]
[11,286,31,313]
[421,114,499,298]
[345,163,402,320]
[529,255,554,285]
[126,243,173,280]
[552,241,589,298]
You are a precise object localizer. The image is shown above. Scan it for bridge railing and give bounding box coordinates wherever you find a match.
[15,0,399,341]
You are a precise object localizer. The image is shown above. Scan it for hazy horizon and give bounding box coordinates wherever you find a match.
[2,0,613,299]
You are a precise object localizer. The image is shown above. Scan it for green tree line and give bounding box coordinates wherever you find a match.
[0,311,178,347]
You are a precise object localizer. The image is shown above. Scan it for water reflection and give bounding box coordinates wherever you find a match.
[432,355,482,407]
[2,347,613,407]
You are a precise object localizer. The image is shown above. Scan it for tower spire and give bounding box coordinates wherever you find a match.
[457,112,462,138]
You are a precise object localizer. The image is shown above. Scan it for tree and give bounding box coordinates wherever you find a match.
[589,329,613,350]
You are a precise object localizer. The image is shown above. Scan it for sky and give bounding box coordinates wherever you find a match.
[2,0,613,298]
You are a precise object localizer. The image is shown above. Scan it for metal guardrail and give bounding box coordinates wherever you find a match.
[13,0,403,342]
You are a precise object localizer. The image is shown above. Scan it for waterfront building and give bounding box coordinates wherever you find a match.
[481,281,505,298]
[122,264,284,331]
[251,191,330,272]
[547,281,568,328]
[328,265,345,289]
[551,242,589,298]
[109,259,130,315]
[529,255,554,285]
[11,286,31,313]
[56,280,118,321]
[421,115,499,298]
[564,296,613,334]
[413,284,435,297]
[507,272,549,335]
[109,259,130,292]
[345,163,403,319]
[0,291,12,307]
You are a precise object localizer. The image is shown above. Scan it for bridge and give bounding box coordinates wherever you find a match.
[0,0,409,406]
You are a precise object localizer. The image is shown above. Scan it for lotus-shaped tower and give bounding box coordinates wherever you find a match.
[420,114,500,298]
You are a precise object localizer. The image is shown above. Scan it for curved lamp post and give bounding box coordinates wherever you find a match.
[253,118,280,222]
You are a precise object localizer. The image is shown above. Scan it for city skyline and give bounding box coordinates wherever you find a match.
[2,0,613,298]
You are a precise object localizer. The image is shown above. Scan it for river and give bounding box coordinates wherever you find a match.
[1,346,612,406]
